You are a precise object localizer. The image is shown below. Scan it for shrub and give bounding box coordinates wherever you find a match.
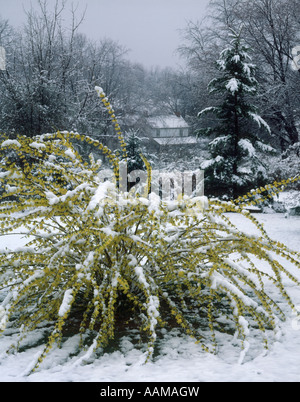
[0,89,300,373]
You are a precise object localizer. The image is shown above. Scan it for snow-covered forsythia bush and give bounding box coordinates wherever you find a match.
[0,89,300,374]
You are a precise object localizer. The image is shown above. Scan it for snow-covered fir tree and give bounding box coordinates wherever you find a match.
[121,130,150,193]
[124,130,145,173]
[198,28,274,199]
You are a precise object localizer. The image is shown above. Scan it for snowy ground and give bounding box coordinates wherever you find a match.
[0,213,300,382]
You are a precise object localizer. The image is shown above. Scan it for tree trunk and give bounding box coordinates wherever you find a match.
[232,93,240,198]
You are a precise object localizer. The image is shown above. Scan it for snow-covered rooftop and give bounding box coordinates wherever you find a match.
[153,136,197,146]
[147,115,189,129]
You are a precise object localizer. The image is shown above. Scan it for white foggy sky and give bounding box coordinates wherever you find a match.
[0,0,211,68]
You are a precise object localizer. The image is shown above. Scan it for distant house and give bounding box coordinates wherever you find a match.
[146,115,198,147]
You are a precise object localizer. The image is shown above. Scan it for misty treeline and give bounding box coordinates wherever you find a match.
[0,0,190,139]
[0,0,299,155]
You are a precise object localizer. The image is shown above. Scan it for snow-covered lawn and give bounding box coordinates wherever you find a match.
[0,213,299,382]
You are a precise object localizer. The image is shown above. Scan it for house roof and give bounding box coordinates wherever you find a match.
[153,137,198,146]
[147,115,189,129]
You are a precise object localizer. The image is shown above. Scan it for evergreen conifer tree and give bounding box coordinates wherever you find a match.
[125,130,145,173]
[121,130,147,193]
[198,28,273,199]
